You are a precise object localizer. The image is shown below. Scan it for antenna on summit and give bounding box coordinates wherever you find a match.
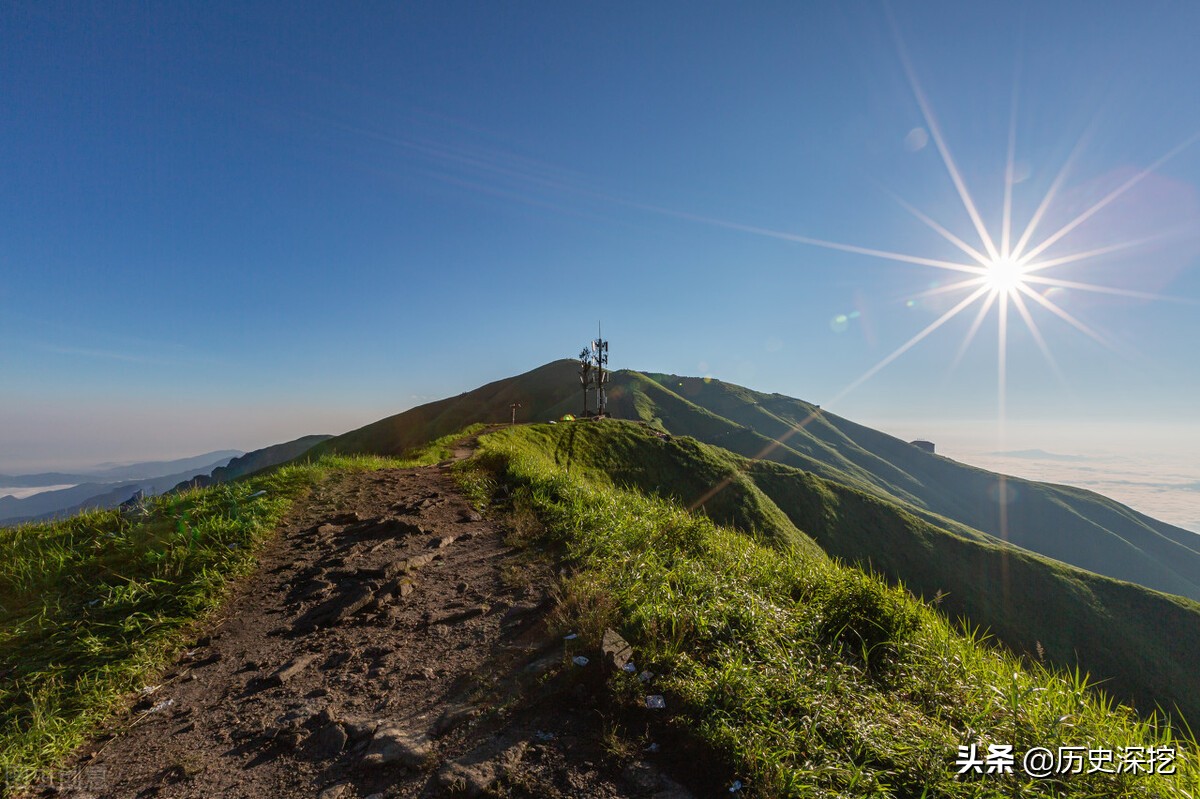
[575,324,609,418]
[594,322,609,417]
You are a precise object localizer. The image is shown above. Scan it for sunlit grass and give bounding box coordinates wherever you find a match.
[472,425,1199,797]
[0,428,479,795]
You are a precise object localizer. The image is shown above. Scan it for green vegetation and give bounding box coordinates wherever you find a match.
[636,373,1200,602]
[500,421,822,557]
[327,363,1200,601]
[0,426,473,795]
[313,360,583,459]
[748,459,1200,728]
[472,423,1199,797]
[507,419,1200,727]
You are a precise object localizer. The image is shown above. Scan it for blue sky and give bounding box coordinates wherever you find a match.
[2,2,1198,481]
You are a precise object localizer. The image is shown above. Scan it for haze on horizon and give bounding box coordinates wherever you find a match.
[2,3,1197,523]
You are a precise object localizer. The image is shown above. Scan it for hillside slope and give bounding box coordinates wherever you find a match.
[512,420,1200,724]
[315,361,581,460]
[473,424,1199,794]
[319,362,1200,602]
[638,374,1200,602]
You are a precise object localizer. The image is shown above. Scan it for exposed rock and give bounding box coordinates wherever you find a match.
[268,654,318,686]
[436,740,527,798]
[360,726,432,769]
[374,516,425,537]
[430,705,479,738]
[522,655,559,678]
[429,535,456,549]
[601,628,633,671]
[291,577,334,602]
[458,509,482,523]
[274,726,305,749]
[317,783,349,799]
[404,553,435,571]
[655,775,698,798]
[294,583,378,631]
[623,760,664,793]
[342,718,379,741]
[500,601,542,629]
[435,605,488,626]
[307,723,348,760]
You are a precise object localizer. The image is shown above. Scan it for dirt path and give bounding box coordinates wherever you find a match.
[40,449,697,799]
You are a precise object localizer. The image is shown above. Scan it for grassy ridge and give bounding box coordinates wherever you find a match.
[505,422,822,557]
[0,428,475,795]
[748,460,1200,727]
[505,420,1200,728]
[315,363,1200,601]
[472,423,1199,797]
[312,360,582,459]
[649,373,1200,602]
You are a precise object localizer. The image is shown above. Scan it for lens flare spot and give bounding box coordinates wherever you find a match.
[830,314,849,333]
[904,127,929,152]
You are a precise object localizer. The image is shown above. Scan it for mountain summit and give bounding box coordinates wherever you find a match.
[318,360,1200,603]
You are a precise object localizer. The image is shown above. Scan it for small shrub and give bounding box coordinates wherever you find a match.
[814,571,920,666]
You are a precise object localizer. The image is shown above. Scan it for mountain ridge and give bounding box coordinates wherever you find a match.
[316,360,1200,600]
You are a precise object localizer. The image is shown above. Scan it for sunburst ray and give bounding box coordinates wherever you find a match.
[1010,128,1094,261]
[1021,275,1195,304]
[890,12,1000,262]
[1015,283,1113,350]
[948,288,999,374]
[910,276,988,301]
[889,193,992,266]
[1018,236,1160,273]
[1020,131,1200,263]
[837,284,993,400]
[1001,55,1021,259]
[1009,289,1067,384]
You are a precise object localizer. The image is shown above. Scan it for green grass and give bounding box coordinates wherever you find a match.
[747,459,1200,729]
[491,419,1200,730]
[471,423,1199,797]
[0,428,476,795]
[639,372,1200,603]
[498,420,822,556]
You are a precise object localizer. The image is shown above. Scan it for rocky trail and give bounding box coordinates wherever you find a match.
[37,445,701,799]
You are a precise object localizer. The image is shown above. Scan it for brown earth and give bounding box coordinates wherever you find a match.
[33,445,706,799]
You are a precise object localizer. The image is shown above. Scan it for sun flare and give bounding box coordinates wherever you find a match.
[983,258,1026,294]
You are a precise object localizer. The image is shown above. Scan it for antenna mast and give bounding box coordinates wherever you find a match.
[593,321,609,417]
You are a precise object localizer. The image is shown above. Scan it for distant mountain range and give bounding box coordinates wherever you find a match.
[310,359,1200,722]
[172,435,334,491]
[0,450,243,488]
[0,437,332,525]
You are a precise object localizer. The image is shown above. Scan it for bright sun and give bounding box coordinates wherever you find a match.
[983,258,1026,294]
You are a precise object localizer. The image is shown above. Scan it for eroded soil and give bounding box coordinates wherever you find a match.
[33,450,699,799]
